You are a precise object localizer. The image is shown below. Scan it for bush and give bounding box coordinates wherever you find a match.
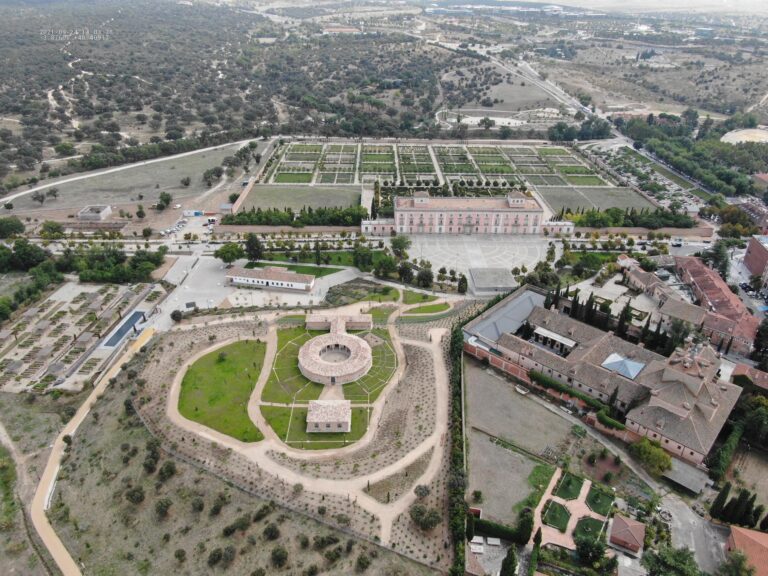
[410,503,442,531]
[271,546,288,568]
[355,554,372,572]
[125,486,145,504]
[710,424,743,481]
[264,523,281,540]
[630,438,672,476]
[475,510,533,545]
[158,460,177,482]
[171,309,183,322]
[597,409,626,431]
[529,371,604,411]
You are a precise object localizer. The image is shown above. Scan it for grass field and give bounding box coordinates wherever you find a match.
[537,186,655,213]
[555,472,584,500]
[260,406,369,449]
[369,305,397,323]
[565,175,606,186]
[274,172,313,183]
[515,463,557,513]
[259,249,388,272]
[178,340,265,442]
[261,328,324,404]
[245,261,342,278]
[586,484,614,516]
[539,147,571,156]
[240,185,360,211]
[404,302,450,315]
[403,290,438,305]
[13,141,252,212]
[543,500,571,532]
[555,165,593,175]
[574,517,605,542]
[342,329,397,403]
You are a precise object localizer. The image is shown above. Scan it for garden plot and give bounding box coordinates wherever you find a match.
[435,146,478,176]
[397,145,437,182]
[359,144,396,180]
[526,175,568,186]
[239,185,360,211]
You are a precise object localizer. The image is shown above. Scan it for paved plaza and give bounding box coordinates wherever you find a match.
[407,235,551,275]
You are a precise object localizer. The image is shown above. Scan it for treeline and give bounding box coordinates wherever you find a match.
[710,481,768,531]
[567,206,695,229]
[617,111,764,196]
[547,117,613,141]
[222,206,368,227]
[0,241,167,324]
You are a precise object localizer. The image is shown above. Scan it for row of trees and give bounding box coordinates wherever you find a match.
[711,482,768,531]
[567,206,695,230]
[222,205,369,227]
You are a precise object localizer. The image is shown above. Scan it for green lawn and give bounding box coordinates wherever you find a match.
[258,249,388,272]
[556,165,593,175]
[574,516,606,542]
[403,290,438,305]
[342,329,397,403]
[261,328,325,404]
[178,340,265,442]
[361,288,399,303]
[515,463,557,513]
[539,147,570,156]
[565,175,606,186]
[246,261,342,278]
[543,500,571,532]
[586,484,614,516]
[404,302,450,315]
[274,172,313,183]
[369,305,397,323]
[555,472,584,500]
[260,406,369,450]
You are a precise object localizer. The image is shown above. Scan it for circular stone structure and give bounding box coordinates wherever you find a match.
[298,333,373,385]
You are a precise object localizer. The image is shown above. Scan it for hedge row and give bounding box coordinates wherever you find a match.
[710,423,744,481]
[448,324,467,576]
[475,510,534,546]
[528,370,605,411]
[597,409,626,431]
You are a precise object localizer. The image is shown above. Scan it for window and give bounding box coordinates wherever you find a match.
[326,423,331,429]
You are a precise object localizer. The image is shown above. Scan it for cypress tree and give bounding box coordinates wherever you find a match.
[760,513,768,532]
[641,316,651,344]
[544,291,553,310]
[751,504,765,528]
[742,492,757,527]
[731,490,751,525]
[710,481,731,520]
[500,545,518,576]
[466,512,475,542]
[723,495,739,523]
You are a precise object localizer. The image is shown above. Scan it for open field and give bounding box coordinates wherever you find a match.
[178,340,265,442]
[536,186,654,213]
[11,141,250,213]
[274,172,313,183]
[261,406,369,450]
[240,185,361,212]
[730,448,768,511]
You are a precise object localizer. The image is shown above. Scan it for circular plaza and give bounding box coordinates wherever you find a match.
[298,332,373,385]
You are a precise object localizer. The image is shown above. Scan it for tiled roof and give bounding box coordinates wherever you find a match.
[730,526,768,576]
[660,298,706,326]
[610,515,645,550]
[306,400,352,423]
[226,266,315,285]
[527,307,605,345]
[395,192,542,212]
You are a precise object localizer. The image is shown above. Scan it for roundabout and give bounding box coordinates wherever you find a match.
[298,332,372,385]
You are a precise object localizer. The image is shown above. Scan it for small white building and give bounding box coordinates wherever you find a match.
[226,266,315,292]
[306,400,352,433]
[77,205,112,221]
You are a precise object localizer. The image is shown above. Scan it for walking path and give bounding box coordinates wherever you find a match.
[29,328,156,576]
[162,302,451,545]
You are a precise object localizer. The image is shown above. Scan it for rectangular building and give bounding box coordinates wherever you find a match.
[226,266,315,292]
[306,400,352,433]
[744,235,768,283]
[77,205,112,221]
[362,191,573,236]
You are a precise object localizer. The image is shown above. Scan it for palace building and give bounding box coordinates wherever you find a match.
[361,191,573,236]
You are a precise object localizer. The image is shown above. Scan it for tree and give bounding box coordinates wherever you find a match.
[499,544,518,576]
[214,243,245,267]
[158,460,177,482]
[171,310,183,323]
[479,116,496,131]
[142,227,153,239]
[157,191,173,210]
[174,549,186,563]
[398,261,414,284]
[711,482,732,519]
[416,268,434,289]
[180,176,191,187]
[630,438,672,476]
[576,536,606,565]
[155,497,173,518]
[244,233,264,261]
[642,545,703,576]
[414,485,431,499]
[30,191,46,205]
[125,486,145,504]
[390,235,411,259]
[264,522,281,540]
[715,551,754,576]
[409,503,442,530]
[458,274,468,294]
[136,204,146,219]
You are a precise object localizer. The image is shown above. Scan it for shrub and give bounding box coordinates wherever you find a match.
[158,460,177,482]
[155,498,172,519]
[264,523,280,540]
[528,371,604,411]
[414,485,431,499]
[208,548,223,567]
[271,546,288,568]
[410,504,442,531]
[630,438,672,476]
[710,424,743,481]
[597,409,626,430]
[125,486,145,504]
[356,554,372,572]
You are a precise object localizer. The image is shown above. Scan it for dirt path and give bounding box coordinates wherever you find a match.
[30,329,156,576]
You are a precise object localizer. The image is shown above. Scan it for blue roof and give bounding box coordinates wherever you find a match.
[601,353,645,380]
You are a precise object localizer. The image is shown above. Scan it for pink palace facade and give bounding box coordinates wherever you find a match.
[362,191,574,236]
